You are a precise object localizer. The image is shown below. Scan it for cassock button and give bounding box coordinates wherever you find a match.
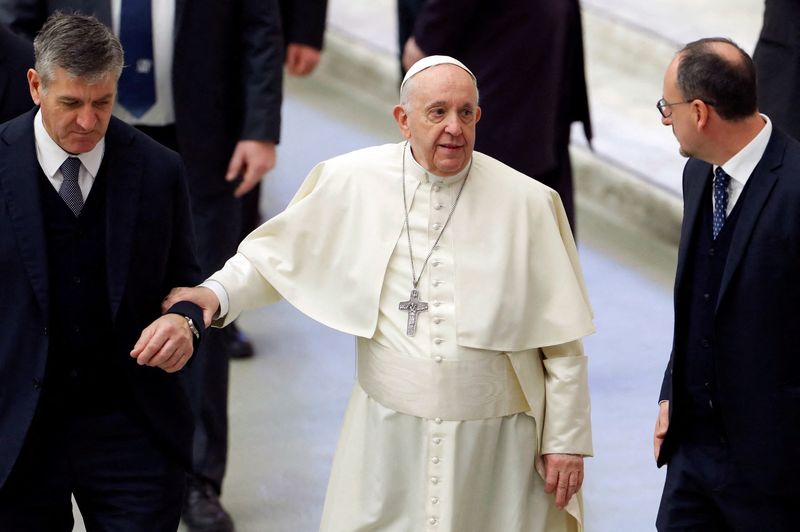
[434,356,443,363]
[433,301,441,307]
[430,476,439,485]
[432,437,441,444]
[434,203,443,210]
[432,280,442,287]
[433,185,441,192]
[431,457,440,464]
[432,223,442,230]
[433,338,443,345]
[429,517,438,525]
[434,417,442,424]
[433,317,443,324]
[432,260,441,267]
[431,496,439,504]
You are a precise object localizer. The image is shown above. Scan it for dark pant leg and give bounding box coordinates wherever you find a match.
[0,410,74,531]
[71,411,185,532]
[658,442,799,531]
[185,191,242,492]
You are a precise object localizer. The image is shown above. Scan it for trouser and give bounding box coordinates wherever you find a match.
[0,408,184,531]
[657,439,798,531]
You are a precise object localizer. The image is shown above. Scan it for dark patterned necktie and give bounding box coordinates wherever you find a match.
[59,156,83,217]
[117,0,156,117]
[712,167,730,240]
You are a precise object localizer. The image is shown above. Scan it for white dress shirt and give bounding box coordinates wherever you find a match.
[715,114,772,215]
[34,109,104,199]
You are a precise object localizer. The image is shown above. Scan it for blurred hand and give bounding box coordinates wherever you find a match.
[130,314,194,373]
[225,140,276,197]
[402,37,426,72]
[286,43,321,76]
[654,401,670,462]
[162,286,220,328]
[543,453,584,509]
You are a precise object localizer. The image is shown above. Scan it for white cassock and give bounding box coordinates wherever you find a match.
[209,143,595,531]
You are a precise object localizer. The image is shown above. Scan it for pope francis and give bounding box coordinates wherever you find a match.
[153,56,595,532]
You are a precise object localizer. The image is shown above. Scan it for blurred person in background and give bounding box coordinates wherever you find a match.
[0,23,33,122]
[400,0,591,230]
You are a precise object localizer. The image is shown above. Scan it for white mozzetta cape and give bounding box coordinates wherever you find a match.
[212,142,594,350]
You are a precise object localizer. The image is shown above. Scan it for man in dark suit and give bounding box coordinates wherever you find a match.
[654,37,800,529]
[0,13,204,530]
[0,23,33,123]
[400,0,591,229]
[754,0,800,141]
[0,2,284,529]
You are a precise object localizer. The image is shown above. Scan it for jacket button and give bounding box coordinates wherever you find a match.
[32,379,42,390]
[42,327,48,336]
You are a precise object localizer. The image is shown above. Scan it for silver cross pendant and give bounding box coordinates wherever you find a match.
[399,288,429,336]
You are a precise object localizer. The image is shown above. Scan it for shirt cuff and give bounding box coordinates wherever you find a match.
[200,279,229,319]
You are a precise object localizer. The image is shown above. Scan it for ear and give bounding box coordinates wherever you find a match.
[692,99,711,130]
[393,104,412,139]
[27,69,42,106]
[475,105,481,124]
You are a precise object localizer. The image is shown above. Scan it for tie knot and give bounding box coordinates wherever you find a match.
[714,166,730,187]
[60,157,81,182]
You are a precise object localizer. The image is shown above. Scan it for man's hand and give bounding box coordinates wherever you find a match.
[286,43,321,76]
[162,286,220,328]
[543,453,584,509]
[130,314,194,373]
[225,140,276,198]
[402,37,426,72]
[654,400,670,462]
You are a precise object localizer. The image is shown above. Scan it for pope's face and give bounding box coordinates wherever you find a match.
[28,66,116,155]
[394,64,481,176]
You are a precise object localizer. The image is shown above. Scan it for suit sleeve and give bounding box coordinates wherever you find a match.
[412,0,482,55]
[239,0,284,142]
[279,0,327,50]
[0,0,46,40]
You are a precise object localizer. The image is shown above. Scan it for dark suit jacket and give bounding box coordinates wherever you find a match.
[411,0,592,179]
[0,0,284,196]
[278,0,326,51]
[658,127,800,495]
[0,23,33,123]
[0,109,204,487]
[754,0,800,141]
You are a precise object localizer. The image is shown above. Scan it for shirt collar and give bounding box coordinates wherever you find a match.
[405,142,471,186]
[716,114,771,187]
[34,108,105,178]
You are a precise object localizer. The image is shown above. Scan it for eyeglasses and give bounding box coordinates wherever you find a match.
[656,97,717,118]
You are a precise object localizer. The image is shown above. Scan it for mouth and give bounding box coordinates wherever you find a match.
[438,143,463,151]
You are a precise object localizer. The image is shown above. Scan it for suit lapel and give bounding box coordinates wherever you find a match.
[0,110,49,316]
[716,132,784,312]
[674,161,709,293]
[103,118,141,322]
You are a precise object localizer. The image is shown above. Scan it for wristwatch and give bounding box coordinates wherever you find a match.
[183,316,200,340]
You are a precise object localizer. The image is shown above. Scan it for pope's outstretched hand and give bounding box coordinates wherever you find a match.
[162,286,220,328]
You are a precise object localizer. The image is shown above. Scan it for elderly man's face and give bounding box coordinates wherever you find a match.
[661,56,697,159]
[28,66,116,155]
[393,64,480,176]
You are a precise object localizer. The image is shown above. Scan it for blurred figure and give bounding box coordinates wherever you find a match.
[235,0,328,360]
[0,1,284,530]
[0,13,203,530]
[401,0,591,229]
[754,0,800,141]
[655,38,800,529]
[0,23,33,122]
[162,56,595,532]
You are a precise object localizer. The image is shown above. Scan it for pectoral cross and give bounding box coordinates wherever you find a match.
[399,289,428,336]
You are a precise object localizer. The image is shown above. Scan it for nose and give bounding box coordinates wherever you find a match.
[75,105,97,131]
[661,115,672,127]
[444,113,462,136]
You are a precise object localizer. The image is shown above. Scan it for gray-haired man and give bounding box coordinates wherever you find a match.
[0,13,204,530]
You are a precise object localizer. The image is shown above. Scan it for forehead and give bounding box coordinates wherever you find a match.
[410,64,477,103]
[663,56,681,95]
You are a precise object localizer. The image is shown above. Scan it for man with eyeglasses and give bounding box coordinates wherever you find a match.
[653,37,800,529]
